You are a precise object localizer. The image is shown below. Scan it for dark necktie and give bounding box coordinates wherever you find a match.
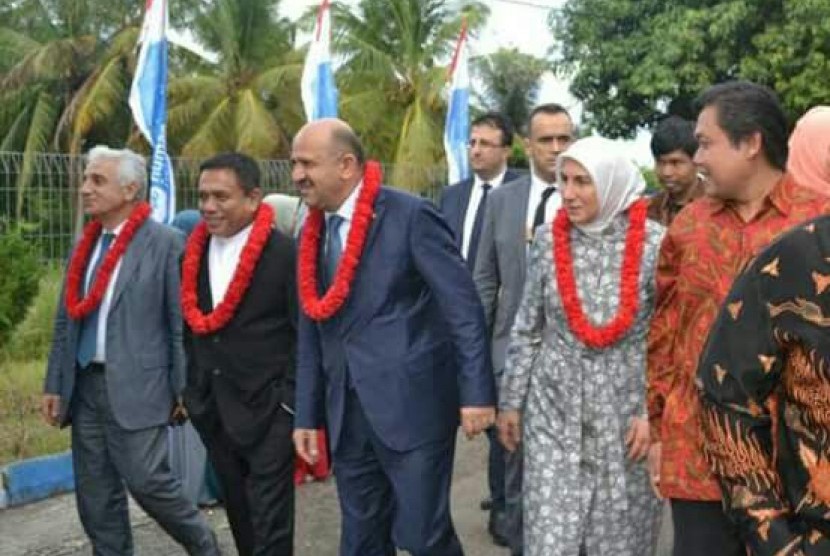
[466,183,491,271]
[532,186,557,231]
[77,232,115,368]
[324,215,344,288]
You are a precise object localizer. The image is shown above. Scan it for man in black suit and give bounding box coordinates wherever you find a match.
[182,153,297,556]
[439,113,520,273]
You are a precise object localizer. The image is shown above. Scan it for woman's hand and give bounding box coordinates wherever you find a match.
[498,410,522,452]
[625,416,649,462]
[648,442,664,499]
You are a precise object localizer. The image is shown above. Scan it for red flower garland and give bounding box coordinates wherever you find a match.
[298,160,382,320]
[552,199,649,348]
[65,202,152,320]
[181,203,274,334]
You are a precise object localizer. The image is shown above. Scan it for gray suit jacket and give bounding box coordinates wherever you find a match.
[473,175,533,375]
[44,218,186,430]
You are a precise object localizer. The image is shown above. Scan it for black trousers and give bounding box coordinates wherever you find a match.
[200,408,295,556]
[671,499,745,556]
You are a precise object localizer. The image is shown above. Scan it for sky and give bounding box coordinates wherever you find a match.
[276,0,653,164]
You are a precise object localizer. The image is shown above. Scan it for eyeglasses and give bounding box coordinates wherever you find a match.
[468,138,507,149]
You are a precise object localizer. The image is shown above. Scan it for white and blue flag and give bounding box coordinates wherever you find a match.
[129,0,175,223]
[301,0,338,120]
[444,22,471,185]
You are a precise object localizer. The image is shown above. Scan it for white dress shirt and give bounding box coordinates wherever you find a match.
[526,170,562,240]
[325,180,363,251]
[461,168,508,259]
[209,223,253,309]
[84,221,125,364]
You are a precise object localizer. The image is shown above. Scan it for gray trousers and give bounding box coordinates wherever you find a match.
[505,447,523,555]
[71,370,218,556]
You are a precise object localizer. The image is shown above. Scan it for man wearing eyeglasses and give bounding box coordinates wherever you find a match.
[439,113,519,273]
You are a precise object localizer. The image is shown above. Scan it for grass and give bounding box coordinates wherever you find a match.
[0,267,70,465]
[0,358,70,465]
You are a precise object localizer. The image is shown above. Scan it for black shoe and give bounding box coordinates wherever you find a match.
[480,497,493,511]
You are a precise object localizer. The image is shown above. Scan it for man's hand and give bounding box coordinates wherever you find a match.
[169,397,188,426]
[625,416,650,462]
[460,406,495,439]
[41,394,61,427]
[293,428,319,465]
[647,442,663,500]
[497,409,521,452]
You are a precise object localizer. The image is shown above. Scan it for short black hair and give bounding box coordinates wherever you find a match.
[694,81,788,170]
[526,103,571,136]
[199,152,261,193]
[331,126,366,166]
[651,116,698,159]
[472,112,514,146]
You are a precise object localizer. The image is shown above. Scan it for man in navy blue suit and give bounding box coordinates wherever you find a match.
[438,112,520,273]
[292,118,496,556]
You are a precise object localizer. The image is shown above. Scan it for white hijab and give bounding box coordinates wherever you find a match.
[556,136,646,237]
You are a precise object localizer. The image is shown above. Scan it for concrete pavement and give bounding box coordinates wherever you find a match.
[0,433,672,555]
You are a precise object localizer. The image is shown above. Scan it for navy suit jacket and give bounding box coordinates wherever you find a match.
[437,169,521,251]
[295,187,495,453]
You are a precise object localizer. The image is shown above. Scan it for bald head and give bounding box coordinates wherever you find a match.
[292,118,366,211]
[294,119,366,166]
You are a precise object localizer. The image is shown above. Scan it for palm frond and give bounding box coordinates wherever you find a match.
[168,75,224,103]
[57,54,128,151]
[0,27,41,63]
[392,99,443,191]
[181,96,235,158]
[0,105,33,152]
[2,35,96,89]
[234,88,286,158]
[16,91,59,219]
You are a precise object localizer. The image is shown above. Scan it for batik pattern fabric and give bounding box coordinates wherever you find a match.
[647,174,830,501]
[698,216,830,555]
[645,181,704,227]
[500,214,664,556]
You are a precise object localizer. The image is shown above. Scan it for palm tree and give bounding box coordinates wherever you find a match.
[328,0,489,191]
[0,0,143,225]
[167,0,305,160]
[474,47,548,133]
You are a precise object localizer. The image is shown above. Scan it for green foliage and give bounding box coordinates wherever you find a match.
[0,232,42,348]
[551,0,830,137]
[508,139,529,169]
[4,266,62,362]
[167,0,303,159]
[473,48,548,131]
[0,358,70,464]
[328,0,490,191]
[641,166,660,194]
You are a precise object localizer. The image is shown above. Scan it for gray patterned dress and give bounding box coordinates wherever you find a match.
[500,214,664,556]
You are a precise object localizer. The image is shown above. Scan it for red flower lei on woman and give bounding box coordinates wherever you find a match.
[552,199,649,349]
[181,203,274,335]
[298,160,382,320]
[65,202,152,320]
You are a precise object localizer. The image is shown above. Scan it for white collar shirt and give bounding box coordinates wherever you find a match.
[461,168,507,259]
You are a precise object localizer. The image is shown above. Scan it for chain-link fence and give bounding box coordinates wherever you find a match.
[0,152,453,262]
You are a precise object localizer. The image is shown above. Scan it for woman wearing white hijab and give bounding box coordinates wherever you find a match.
[498,137,664,555]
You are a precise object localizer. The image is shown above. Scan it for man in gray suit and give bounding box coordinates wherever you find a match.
[41,146,219,556]
[474,104,575,556]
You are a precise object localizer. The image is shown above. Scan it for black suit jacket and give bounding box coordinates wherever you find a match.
[183,228,297,447]
[437,169,521,252]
